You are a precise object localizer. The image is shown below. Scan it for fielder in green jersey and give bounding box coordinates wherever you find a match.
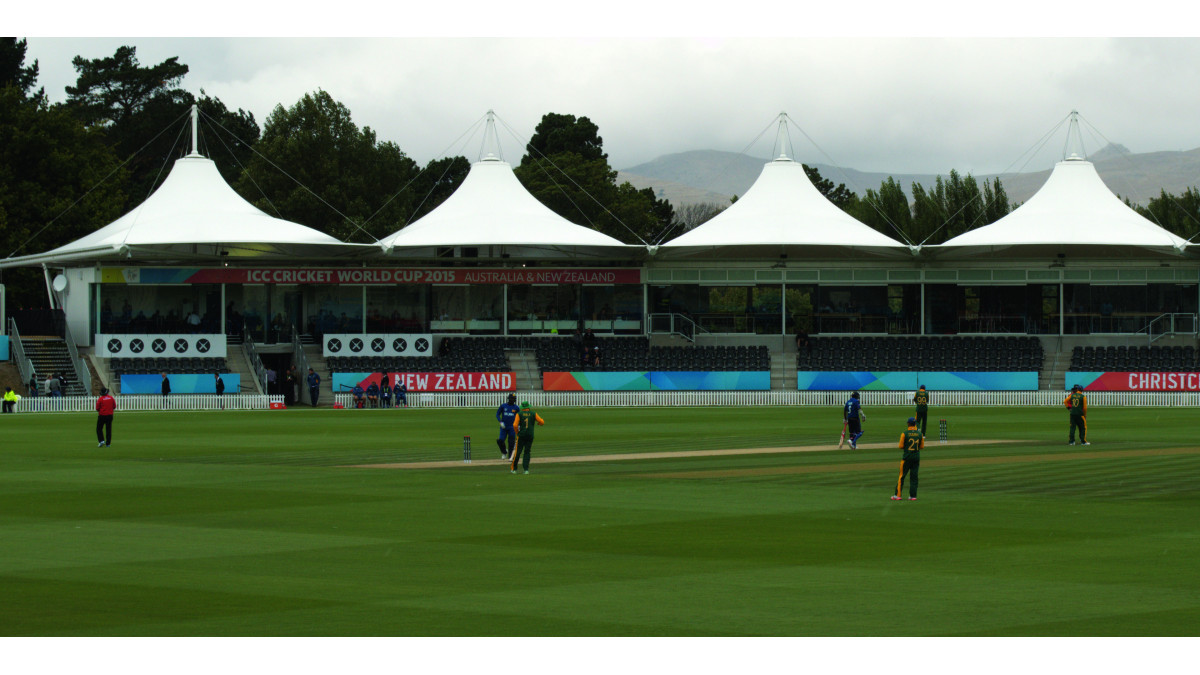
[913,384,930,436]
[892,417,925,501]
[510,401,545,474]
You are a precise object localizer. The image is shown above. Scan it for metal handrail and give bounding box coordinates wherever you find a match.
[242,323,268,394]
[7,318,35,390]
[648,313,709,343]
[291,324,312,406]
[59,313,92,396]
[1141,312,1199,345]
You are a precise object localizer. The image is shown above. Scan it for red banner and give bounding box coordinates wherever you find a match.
[182,267,640,285]
[391,372,516,392]
[1084,372,1200,391]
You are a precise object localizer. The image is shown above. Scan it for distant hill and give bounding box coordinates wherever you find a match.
[618,145,1200,209]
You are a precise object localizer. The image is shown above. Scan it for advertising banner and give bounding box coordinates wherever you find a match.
[0,335,8,361]
[96,333,227,358]
[1067,371,1200,391]
[101,267,641,285]
[120,373,239,394]
[797,371,1038,391]
[322,334,433,358]
[333,371,516,393]
[543,371,770,391]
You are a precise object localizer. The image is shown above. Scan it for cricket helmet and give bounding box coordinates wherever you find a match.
[507,393,517,403]
[908,417,917,426]
[851,391,860,399]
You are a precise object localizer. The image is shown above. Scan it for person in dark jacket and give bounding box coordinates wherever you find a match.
[161,373,171,408]
[215,372,225,409]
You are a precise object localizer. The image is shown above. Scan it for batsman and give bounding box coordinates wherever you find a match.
[495,393,520,459]
[510,400,545,474]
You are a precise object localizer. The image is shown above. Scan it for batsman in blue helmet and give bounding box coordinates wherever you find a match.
[495,392,520,459]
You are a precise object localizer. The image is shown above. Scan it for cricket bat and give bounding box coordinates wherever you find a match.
[838,419,847,448]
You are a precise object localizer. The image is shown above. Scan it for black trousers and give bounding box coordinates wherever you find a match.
[310,386,320,406]
[1069,415,1087,443]
[96,415,113,445]
[2,400,14,413]
[895,456,919,498]
[511,436,534,471]
[915,409,928,436]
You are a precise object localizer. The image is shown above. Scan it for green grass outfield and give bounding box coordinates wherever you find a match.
[2,404,1199,636]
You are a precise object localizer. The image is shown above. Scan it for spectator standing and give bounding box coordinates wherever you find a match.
[57,371,69,395]
[28,372,38,398]
[284,368,296,407]
[307,368,321,406]
[47,373,61,398]
[215,372,225,409]
[380,378,392,408]
[266,367,277,396]
[95,387,116,447]
[161,373,171,408]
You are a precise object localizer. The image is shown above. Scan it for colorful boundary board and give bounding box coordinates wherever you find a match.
[542,371,771,391]
[1067,371,1200,392]
[797,371,1038,391]
[120,373,240,394]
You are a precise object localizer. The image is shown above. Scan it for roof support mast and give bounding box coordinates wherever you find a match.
[189,104,201,157]
[773,112,792,160]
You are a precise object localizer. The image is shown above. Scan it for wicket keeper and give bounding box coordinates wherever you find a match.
[913,384,929,436]
[1065,384,1089,446]
[510,400,545,474]
[496,393,519,459]
[892,416,924,501]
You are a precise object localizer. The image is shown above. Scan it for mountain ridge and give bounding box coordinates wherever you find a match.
[617,145,1200,209]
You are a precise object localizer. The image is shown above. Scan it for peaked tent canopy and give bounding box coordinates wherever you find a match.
[377,155,634,259]
[656,155,912,260]
[0,154,364,270]
[935,156,1189,259]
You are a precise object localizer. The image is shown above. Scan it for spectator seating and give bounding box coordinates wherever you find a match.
[1070,345,1198,372]
[797,336,1043,372]
[110,357,229,376]
[325,335,772,374]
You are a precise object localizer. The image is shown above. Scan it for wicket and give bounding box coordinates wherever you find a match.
[938,419,948,444]
[463,435,472,463]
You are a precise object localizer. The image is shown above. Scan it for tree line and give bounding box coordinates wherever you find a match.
[3,39,1198,307]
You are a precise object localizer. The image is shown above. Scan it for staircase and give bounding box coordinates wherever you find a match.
[770,350,796,390]
[506,349,540,392]
[1039,339,1071,390]
[226,347,263,395]
[21,337,87,396]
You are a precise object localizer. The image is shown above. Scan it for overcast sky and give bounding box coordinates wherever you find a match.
[15,4,1200,176]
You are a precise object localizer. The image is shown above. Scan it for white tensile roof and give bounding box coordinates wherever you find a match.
[378,155,633,257]
[657,155,911,259]
[937,156,1189,257]
[0,154,359,268]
